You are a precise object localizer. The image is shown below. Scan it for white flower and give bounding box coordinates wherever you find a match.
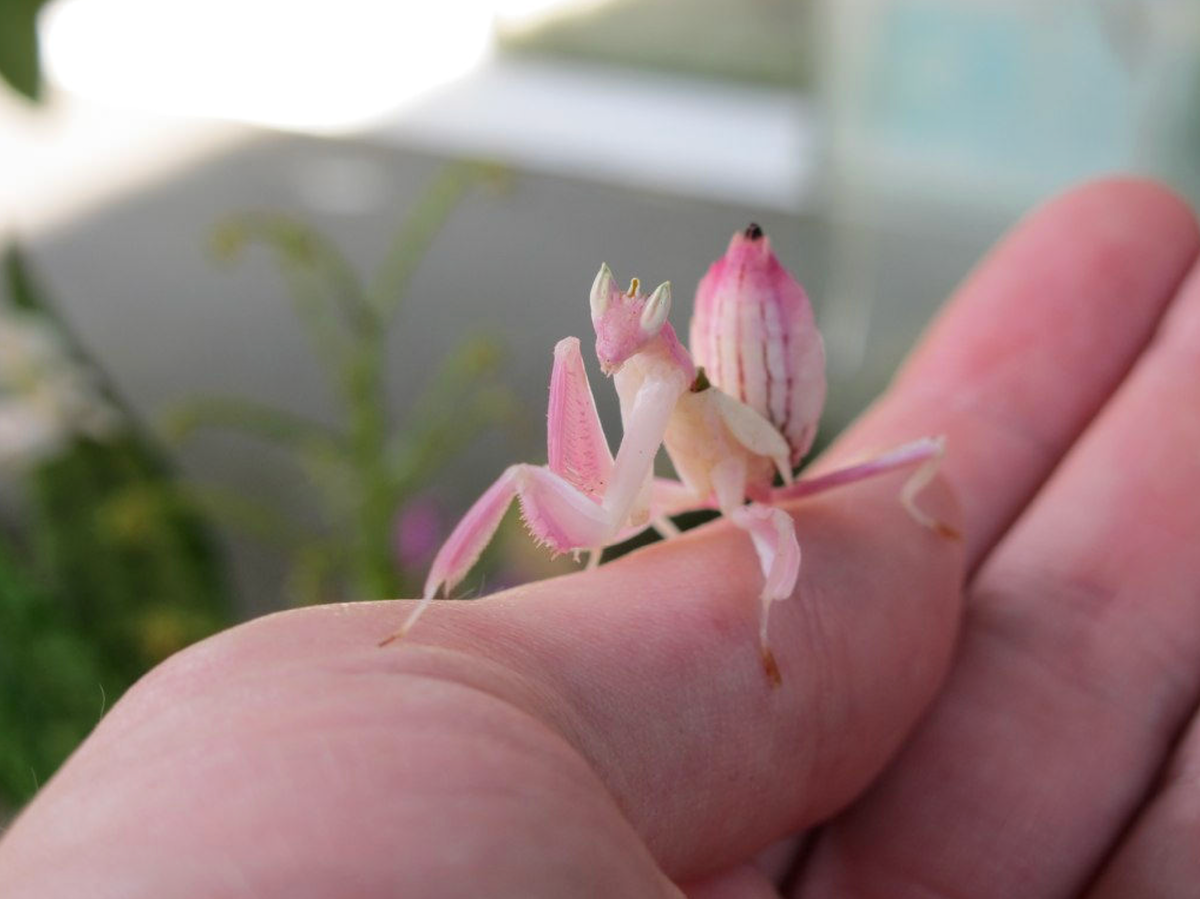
[0,310,122,469]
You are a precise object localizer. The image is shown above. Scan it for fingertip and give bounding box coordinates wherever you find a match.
[1040,176,1200,247]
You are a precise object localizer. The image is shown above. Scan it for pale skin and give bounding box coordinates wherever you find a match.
[2,178,1200,897]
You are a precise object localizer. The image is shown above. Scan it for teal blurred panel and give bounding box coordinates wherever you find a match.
[873,4,1131,175]
[822,0,1200,211]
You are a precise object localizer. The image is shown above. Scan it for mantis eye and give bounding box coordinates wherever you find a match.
[639,281,672,334]
[590,263,615,318]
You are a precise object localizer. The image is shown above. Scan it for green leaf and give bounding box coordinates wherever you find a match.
[28,435,233,679]
[369,161,510,319]
[160,395,346,455]
[3,243,47,312]
[0,535,110,809]
[0,0,50,103]
[167,482,318,549]
[4,242,143,419]
[211,212,372,341]
[3,246,234,681]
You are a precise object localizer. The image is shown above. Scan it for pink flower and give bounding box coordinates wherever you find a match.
[393,497,444,570]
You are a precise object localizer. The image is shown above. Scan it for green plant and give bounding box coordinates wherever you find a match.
[0,246,232,811]
[0,0,50,102]
[164,163,518,604]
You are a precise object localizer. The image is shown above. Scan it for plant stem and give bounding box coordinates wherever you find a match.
[343,163,505,600]
[344,337,398,599]
[368,162,505,319]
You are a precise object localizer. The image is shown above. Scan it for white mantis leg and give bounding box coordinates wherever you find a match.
[581,513,677,572]
[601,477,704,546]
[600,374,686,520]
[580,478,699,571]
[652,515,681,538]
[548,339,694,563]
[710,457,801,685]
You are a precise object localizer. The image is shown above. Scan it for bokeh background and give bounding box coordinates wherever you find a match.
[2,0,1198,815]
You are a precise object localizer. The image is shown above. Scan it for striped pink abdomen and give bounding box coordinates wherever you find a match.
[690,225,826,467]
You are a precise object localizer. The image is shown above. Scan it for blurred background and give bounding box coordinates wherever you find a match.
[1,0,1198,815]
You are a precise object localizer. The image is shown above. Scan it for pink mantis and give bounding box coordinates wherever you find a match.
[382,225,954,683]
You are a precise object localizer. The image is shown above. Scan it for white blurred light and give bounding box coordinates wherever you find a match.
[40,0,584,133]
[493,0,607,28]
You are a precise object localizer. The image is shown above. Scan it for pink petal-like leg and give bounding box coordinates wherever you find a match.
[547,336,613,497]
[380,462,615,645]
[383,366,688,645]
[773,436,959,539]
[380,465,522,646]
[548,335,619,570]
[711,458,801,686]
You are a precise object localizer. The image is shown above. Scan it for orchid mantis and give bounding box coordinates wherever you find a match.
[382,225,954,683]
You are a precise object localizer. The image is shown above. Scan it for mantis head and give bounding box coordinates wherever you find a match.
[589,263,672,376]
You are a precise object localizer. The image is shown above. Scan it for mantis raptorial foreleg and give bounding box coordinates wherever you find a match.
[380,335,685,644]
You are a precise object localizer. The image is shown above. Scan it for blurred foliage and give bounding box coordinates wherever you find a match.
[0,246,232,812]
[0,0,50,101]
[499,0,813,88]
[0,541,105,806]
[164,162,518,603]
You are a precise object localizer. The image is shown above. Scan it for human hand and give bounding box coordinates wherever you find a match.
[0,179,1196,898]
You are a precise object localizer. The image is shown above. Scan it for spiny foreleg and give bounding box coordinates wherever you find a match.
[380,463,612,645]
[383,355,687,644]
